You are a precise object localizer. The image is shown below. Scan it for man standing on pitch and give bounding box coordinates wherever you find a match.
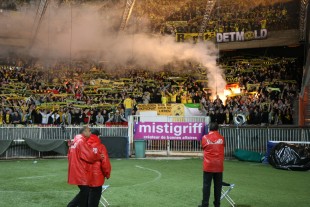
[67,126,104,207]
[88,129,111,207]
[199,122,225,207]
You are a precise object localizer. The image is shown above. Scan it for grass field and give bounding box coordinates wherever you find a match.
[0,158,309,207]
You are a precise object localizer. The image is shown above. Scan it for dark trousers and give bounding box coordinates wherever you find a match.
[88,186,103,207]
[201,171,223,207]
[67,185,90,207]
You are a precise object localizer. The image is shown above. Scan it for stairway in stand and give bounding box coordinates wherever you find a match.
[304,85,310,126]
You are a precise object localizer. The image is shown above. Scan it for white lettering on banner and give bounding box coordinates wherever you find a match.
[217,30,266,43]
[138,122,203,136]
[254,30,259,38]
[255,29,268,39]
[144,135,161,139]
[140,135,197,140]
[229,32,235,41]
[223,33,229,42]
[236,31,244,41]
[261,29,268,38]
[216,33,222,42]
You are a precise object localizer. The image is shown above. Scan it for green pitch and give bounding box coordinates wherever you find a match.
[0,158,309,207]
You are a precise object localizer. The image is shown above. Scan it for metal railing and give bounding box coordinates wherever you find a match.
[132,115,208,123]
[0,125,128,140]
[0,125,128,159]
[1,124,310,159]
[143,126,310,157]
[220,126,310,157]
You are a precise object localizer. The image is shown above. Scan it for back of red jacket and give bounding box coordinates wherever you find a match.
[87,134,112,187]
[202,130,225,172]
[67,134,101,185]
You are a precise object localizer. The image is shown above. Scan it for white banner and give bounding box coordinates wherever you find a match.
[216,29,268,43]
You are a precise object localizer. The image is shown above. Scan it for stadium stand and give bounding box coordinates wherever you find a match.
[133,0,299,34]
[0,0,303,126]
[0,53,301,126]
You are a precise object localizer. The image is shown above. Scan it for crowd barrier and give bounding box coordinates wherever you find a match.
[0,125,128,159]
[0,125,128,140]
[143,126,310,157]
[1,124,310,158]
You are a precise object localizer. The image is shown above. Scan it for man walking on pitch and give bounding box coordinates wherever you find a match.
[67,126,104,207]
[199,122,225,207]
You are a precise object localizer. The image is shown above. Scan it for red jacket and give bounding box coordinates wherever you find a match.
[202,131,225,173]
[67,134,102,185]
[87,134,112,187]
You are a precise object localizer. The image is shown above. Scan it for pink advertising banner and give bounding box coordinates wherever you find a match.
[134,122,205,140]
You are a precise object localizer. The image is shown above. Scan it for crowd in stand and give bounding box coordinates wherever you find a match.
[133,0,298,34]
[0,0,302,126]
[203,56,301,125]
[0,54,301,126]
[1,0,299,34]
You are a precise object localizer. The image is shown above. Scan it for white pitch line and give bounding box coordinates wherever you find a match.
[132,165,162,187]
[17,175,56,180]
[0,190,75,194]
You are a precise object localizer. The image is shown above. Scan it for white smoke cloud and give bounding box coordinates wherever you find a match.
[0,1,226,96]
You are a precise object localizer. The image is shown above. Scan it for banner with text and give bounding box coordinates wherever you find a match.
[216,29,268,43]
[176,29,267,43]
[134,122,205,140]
[176,32,216,42]
[137,104,185,116]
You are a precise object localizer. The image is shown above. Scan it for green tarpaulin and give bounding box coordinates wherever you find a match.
[234,149,264,163]
[23,139,68,155]
[0,140,12,155]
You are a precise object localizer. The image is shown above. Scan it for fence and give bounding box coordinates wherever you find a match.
[220,126,310,157]
[1,124,310,159]
[141,126,310,157]
[0,125,128,159]
[0,125,128,140]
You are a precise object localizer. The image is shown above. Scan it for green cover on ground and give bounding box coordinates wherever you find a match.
[234,148,264,162]
[23,139,68,155]
[0,140,12,155]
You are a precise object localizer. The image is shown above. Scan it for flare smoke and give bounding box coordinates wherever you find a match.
[0,1,226,95]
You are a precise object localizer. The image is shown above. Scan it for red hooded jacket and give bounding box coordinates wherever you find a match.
[67,134,102,185]
[202,130,225,173]
[87,134,112,187]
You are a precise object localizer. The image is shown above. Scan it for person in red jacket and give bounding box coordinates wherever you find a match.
[67,126,104,207]
[87,129,111,207]
[199,122,225,207]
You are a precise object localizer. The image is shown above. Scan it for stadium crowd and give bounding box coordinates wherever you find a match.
[0,0,302,126]
[133,0,298,34]
[0,54,301,126]
[1,0,299,34]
